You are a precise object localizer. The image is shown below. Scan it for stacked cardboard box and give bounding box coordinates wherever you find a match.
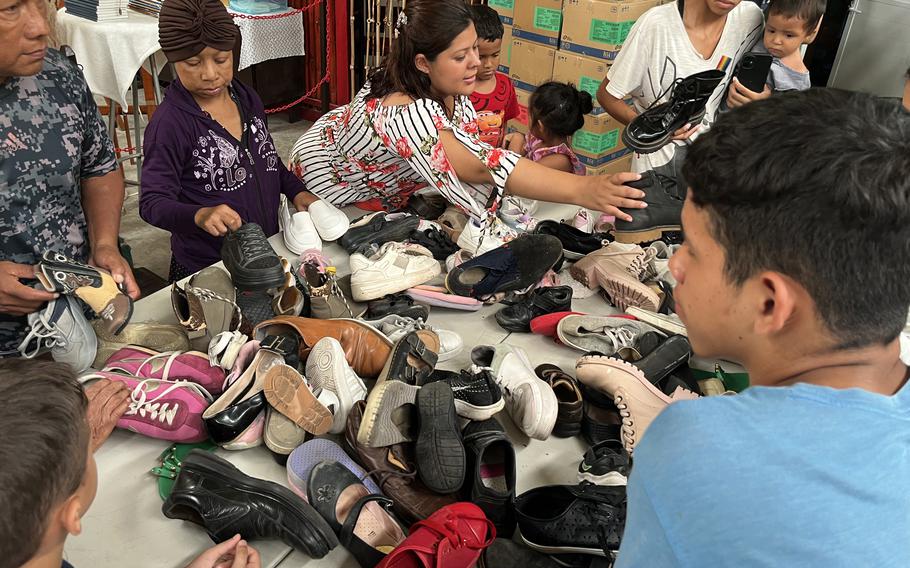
[498,24,514,74]
[561,0,664,62]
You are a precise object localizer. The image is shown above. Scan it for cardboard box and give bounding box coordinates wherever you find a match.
[489,0,515,24]
[551,50,610,115]
[571,113,627,167]
[585,151,633,176]
[561,0,663,61]
[506,117,529,135]
[508,39,556,92]
[498,24,514,74]
[513,87,532,126]
[512,0,563,47]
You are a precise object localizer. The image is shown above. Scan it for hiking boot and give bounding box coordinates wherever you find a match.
[534,220,612,260]
[622,69,725,154]
[35,251,133,335]
[462,418,516,537]
[171,266,241,352]
[18,295,96,373]
[424,369,504,421]
[365,314,462,363]
[447,234,563,300]
[409,227,459,260]
[575,355,699,454]
[556,315,665,355]
[350,242,441,302]
[221,223,285,291]
[340,211,420,254]
[279,194,322,254]
[103,345,227,396]
[614,170,686,244]
[534,364,584,438]
[471,344,558,440]
[570,242,661,311]
[495,286,573,332]
[578,439,631,486]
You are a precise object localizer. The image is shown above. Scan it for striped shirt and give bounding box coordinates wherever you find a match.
[289,84,521,220]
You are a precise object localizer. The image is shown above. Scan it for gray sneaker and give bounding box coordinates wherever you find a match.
[556,315,665,355]
[18,295,97,372]
[362,313,463,362]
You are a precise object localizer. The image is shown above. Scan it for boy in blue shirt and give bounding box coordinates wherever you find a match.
[614,90,910,566]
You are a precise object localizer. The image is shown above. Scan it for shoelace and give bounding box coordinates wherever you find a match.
[627,248,657,282]
[237,231,274,259]
[18,312,66,357]
[579,325,638,354]
[639,77,686,127]
[127,379,190,426]
[325,267,355,317]
[186,285,243,330]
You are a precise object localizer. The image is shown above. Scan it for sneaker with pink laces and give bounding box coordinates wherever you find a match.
[103,345,226,396]
[574,355,698,454]
[80,371,211,442]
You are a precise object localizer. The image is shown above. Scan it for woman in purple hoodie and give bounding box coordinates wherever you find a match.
[140,0,321,280]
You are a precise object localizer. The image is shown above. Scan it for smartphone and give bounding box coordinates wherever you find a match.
[735,52,774,93]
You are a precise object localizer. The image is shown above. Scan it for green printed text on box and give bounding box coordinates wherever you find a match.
[573,128,620,155]
[489,0,514,9]
[589,19,635,45]
[579,75,602,99]
[534,7,562,32]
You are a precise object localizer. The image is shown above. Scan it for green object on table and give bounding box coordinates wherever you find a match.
[691,364,750,393]
[152,441,217,501]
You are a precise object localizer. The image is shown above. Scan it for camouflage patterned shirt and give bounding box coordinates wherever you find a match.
[0,48,117,353]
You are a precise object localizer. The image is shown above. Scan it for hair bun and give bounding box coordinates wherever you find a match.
[577,89,594,115]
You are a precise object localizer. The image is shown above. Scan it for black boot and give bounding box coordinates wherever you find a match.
[162,450,338,558]
[614,170,686,243]
[622,69,725,154]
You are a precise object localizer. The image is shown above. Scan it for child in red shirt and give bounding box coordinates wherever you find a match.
[469,5,520,148]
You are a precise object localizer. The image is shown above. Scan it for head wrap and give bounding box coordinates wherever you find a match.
[159,0,240,63]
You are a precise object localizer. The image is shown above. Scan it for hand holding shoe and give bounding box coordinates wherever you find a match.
[85,378,130,451]
[581,172,647,223]
[0,261,57,316]
[89,244,141,300]
[669,122,700,142]
[185,535,262,568]
[196,204,243,237]
[292,190,320,212]
[726,77,772,109]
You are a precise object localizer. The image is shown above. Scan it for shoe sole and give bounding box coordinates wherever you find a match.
[453,397,506,422]
[229,267,287,292]
[613,225,682,244]
[357,380,420,448]
[577,470,628,486]
[518,529,610,557]
[416,382,466,494]
[306,338,365,434]
[626,306,687,336]
[597,269,661,313]
[172,451,338,557]
[622,108,707,155]
[263,365,333,435]
[263,407,308,455]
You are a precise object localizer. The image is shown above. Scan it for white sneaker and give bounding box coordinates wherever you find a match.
[18,295,97,373]
[470,344,557,440]
[350,242,441,302]
[456,216,517,256]
[306,337,368,434]
[364,313,463,362]
[307,199,350,241]
[498,196,538,231]
[279,195,321,254]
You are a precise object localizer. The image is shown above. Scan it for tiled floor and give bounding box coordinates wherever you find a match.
[118,114,311,283]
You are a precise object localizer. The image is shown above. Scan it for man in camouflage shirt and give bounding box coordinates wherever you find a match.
[0,0,140,354]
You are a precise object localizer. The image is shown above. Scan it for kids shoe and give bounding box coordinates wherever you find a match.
[577,439,631,486]
[456,216,518,256]
[279,194,322,254]
[103,345,227,396]
[613,170,686,244]
[365,313,463,363]
[299,250,359,319]
[406,285,483,311]
[494,286,573,333]
[498,196,538,232]
[80,371,212,443]
[307,199,350,241]
[171,266,241,352]
[534,364,584,438]
[363,292,430,321]
[18,295,97,373]
[221,223,286,291]
[263,364,334,435]
[35,250,133,335]
[409,226,459,260]
[350,242,442,302]
[376,502,496,568]
[622,69,725,154]
[534,220,612,261]
[287,438,382,500]
[305,337,368,435]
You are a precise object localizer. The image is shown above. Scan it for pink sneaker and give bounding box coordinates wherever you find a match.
[570,208,594,233]
[103,345,226,396]
[80,371,211,443]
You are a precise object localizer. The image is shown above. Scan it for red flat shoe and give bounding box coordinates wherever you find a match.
[377,502,495,568]
[529,311,585,337]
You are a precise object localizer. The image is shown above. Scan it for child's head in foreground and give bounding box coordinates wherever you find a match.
[529,81,594,141]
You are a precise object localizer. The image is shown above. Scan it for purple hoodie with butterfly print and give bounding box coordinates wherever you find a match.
[139,78,306,274]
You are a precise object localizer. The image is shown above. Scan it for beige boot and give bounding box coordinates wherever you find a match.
[570,243,661,311]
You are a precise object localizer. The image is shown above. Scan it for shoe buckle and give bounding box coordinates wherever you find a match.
[406,333,426,357]
[260,334,292,356]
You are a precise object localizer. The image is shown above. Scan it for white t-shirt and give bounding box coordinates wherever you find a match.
[606,1,763,171]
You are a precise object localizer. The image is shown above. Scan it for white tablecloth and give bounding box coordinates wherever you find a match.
[56,8,165,108]
[230,7,306,71]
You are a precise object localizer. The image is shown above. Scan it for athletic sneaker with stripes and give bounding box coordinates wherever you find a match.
[425,369,504,421]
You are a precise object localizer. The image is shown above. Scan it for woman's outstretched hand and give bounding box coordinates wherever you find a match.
[581,171,647,222]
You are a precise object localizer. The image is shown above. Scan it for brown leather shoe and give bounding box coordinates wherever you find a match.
[535,364,584,438]
[344,400,455,525]
[253,316,392,379]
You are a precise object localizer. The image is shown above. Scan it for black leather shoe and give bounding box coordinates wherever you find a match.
[625,334,691,387]
[614,170,686,244]
[534,220,612,260]
[409,227,459,260]
[340,212,420,254]
[622,69,725,154]
[515,482,626,556]
[363,293,430,321]
[495,286,573,332]
[162,450,338,558]
[221,223,286,291]
[462,419,516,537]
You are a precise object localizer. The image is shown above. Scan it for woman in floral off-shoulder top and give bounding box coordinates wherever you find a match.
[289,0,647,225]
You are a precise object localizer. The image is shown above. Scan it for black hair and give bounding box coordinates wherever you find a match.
[529,81,594,138]
[0,360,89,568]
[470,4,504,42]
[684,89,910,349]
[368,0,474,106]
[767,0,827,32]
